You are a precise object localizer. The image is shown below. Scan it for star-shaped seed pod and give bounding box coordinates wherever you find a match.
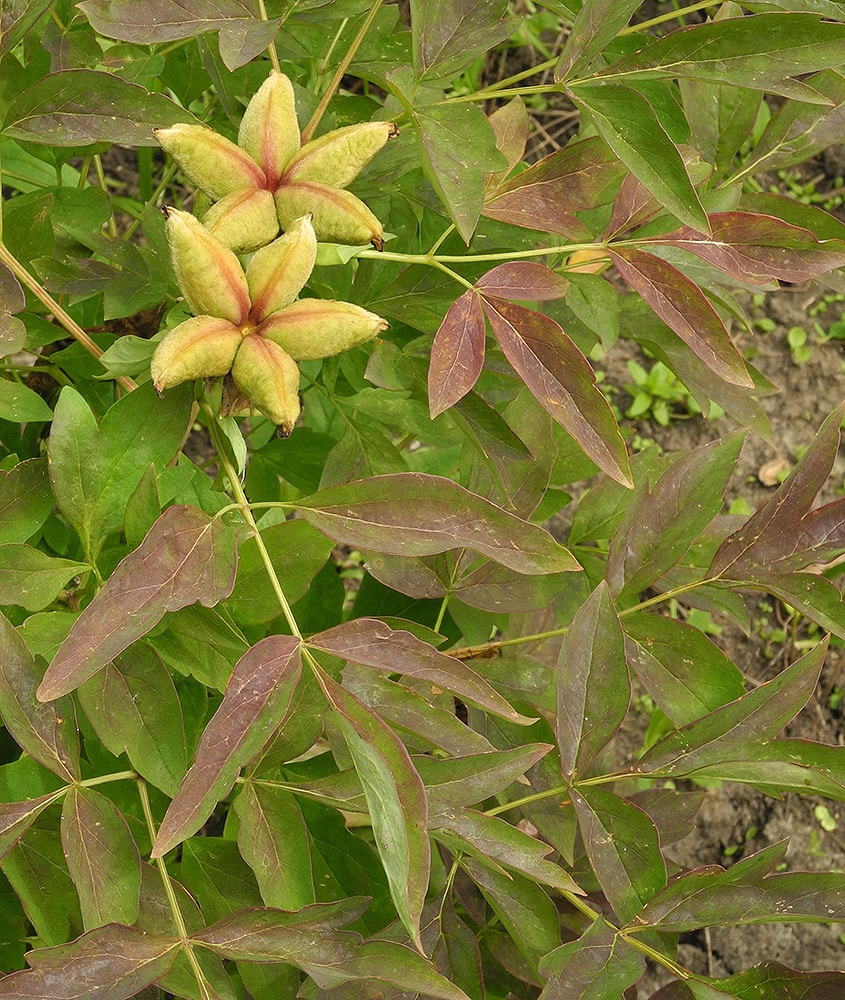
[151,210,388,435]
[155,72,397,253]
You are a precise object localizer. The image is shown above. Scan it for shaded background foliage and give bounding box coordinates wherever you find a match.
[2,1,845,997]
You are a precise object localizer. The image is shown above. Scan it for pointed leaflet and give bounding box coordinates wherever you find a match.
[77,0,257,42]
[0,545,89,612]
[764,572,845,642]
[293,472,579,574]
[38,505,238,701]
[0,612,78,781]
[655,212,845,285]
[411,0,515,82]
[314,665,429,951]
[609,248,751,387]
[483,136,625,238]
[2,69,201,145]
[710,403,845,580]
[572,787,666,925]
[555,0,642,81]
[60,787,140,931]
[607,433,744,598]
[486,98,529,191]
[635,840,845,932]
[594,14,845,102]
[233,783,314,910]
[76,646,188,796]
[557,581,629,780]
[624,613,745,727]
[152,635,301,857]
[0,923,179,999]
[48,382,192,560]
[483,296,631,487]
[637,638,828,777]
[412,103,506,242]
[538,918,645,1000]
[431,807,582,893]
[428,290,486,417]
[0,793,62,859]
[570,84,709,234]
[0,458,54,544]
[309,618,536,725]
[655,963,845,1000]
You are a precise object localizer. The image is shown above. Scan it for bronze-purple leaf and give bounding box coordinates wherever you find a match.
[428,290,486,417]
[482,136,624,237]
[309,618,536,725]
[37,505,238,702]
[482,295,632,487]
[656,211,845,285]
[486,97,529,192]
[0,611,79,781]
[0,794,62,860]
[475,262,569,302]
[294,472,579,574]
[609,247,752,388]
[151,635,301,858]
[3,923,179,999]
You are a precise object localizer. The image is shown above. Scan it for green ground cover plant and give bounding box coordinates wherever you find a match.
[4,1,845,996]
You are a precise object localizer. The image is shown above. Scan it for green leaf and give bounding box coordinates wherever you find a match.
[315,666,430,951]
[595,14,845,102]
[636,840,845,932]
[411,0,515,81]
[555,0,642,80]
[0,793,62,860]
[147,604,249,692]
[309,618,537,725]
[483,296,632,487]
[538,918,645,999]
[412,102,507,242]
[0,612,78,781]
[557,581,629,780]
[624,613,745,726]
[234,783,315,910]
[571,83,709,232]
[0,0,53,58]
[79,0,259,42]
[76,646,188,796]
[638,638,829,776]
[0,264,26,356]
[607,433,744,598]
[0,459,53,545]
[152,635,302,857]
[3,69,200,145]
[60,786,140,930]
[681,70,762,175]
[47,382,193,560]
[294,472,579,574]
[0,924,178,998]
[572,787,666,924]
[0,379,52,422]
[324,939,475,1000]
[0,545,88,612]
[225,519,333,626]
[180,838,263,925]
[38,505,238,701]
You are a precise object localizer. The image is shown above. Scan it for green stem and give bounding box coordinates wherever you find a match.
[257,0,281,72]
[359,241,595,266]
[204,403,302,639]
[485,783,569,817]
[93,154,119,239]
[433,594,450,633]
[0,242,137,394]
[619,1,718,34]
[301,0,386,143]
[82,770,138,787]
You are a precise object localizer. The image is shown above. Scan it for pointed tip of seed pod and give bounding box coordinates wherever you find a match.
[371,233,384,252]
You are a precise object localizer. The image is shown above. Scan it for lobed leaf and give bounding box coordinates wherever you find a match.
[0,612,78,781]
[428,290,486,417]
[2,69,200,145]
[610,247,752,387]
[557,582,629,780]
[38,505,238,701]
[571,83,709,233]
[595,13,845,101]
[152,634,301,857]
[315,666,429,951]
[293,472,579,574]
[76,646,188,796]
[60,787,140,930]
[607,433,744,598]
[483,296,632,486]
[482,135,625,237]
[309,617,536,725]
[0,923,179,999]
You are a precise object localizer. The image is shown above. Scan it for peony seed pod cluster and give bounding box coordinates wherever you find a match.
[151,211,387,435]
[152,72,394,434]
